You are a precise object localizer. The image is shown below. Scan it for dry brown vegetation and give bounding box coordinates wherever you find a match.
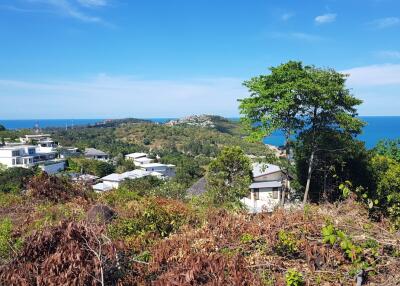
[0,173,399,286]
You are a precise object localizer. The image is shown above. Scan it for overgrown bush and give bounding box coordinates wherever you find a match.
[26,173,92,203]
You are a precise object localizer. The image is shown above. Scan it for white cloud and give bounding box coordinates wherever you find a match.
[77,0,107,7]
[376,50,400,59]
[342,64,400,86]
[0,75,246,118]
[281,12,294,21]
[369,17,400,29]
[315,13,336,25]
[11,0,108,24]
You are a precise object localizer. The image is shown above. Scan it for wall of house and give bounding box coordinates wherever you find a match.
[39,161,65,175]
[103,180,120,189]
[258,187,280,201]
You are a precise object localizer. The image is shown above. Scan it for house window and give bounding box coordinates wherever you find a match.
[253,188,259,200]
[12,150,20,156]
[272,187,279,199]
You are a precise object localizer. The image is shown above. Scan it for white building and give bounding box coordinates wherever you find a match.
[84,148,109,161]
[139,163,175,177]
[0,144,65,174]
[125,152,155,166]
[93,169,162,192]
[241,163,290,213]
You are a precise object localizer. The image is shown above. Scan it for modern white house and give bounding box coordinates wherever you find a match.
[125,152,155,166]
[84,148,109,161]
[0,144,65,174]
[92,169,162,192]
[139,163,176,177]
[125,152,148,160]
[241,163,290,213]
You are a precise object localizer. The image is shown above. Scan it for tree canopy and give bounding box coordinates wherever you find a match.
[205,146,252,207]
[239,61,364,203]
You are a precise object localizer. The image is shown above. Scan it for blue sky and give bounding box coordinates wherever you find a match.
[0,0,400,118]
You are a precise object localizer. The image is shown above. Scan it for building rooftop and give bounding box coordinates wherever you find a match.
[249,181,282,189]
[84,148,108,157]
[141,163,175,168]
[134,157,153,163]
[101,169,153,182]
[125,152,148,159]
[252,163,281,178]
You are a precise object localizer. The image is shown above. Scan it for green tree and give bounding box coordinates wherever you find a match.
[366,155,400,227]
[240,61,305,205]
[0,167,35,193]
[374,139,400,163]
[0,124,5,131]
[205,146,252,207]
[174,158,203,186]
[239,61,364,204]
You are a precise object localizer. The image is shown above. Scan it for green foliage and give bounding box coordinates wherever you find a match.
[120,176,164,196]
[205,146,252,207]
[240,233,255,244]
[240,61,365,203]
[360,155,400,228]
[275,230,298,257]
[108,198,190,246]
[285,269,304,286]
[0,124,5,131]
[0,218,22,260]
[99,188,140,207]
[67,157,115,177]
[374,139,400,163]
[173,157,203,187]
[322,223,362,263]
[150,181,187,200]
[0,192,23,208]
[0,167,35,193]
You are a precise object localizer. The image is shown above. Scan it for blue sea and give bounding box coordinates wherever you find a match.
[1,116,399,149]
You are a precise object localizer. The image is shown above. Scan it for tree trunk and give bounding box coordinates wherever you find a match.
[303,150,315,204]
[280,132,290,206]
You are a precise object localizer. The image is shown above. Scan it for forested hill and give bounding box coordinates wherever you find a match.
[165,115,240,135]
[48,115,269,157]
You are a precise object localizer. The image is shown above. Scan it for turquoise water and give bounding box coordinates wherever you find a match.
[1,116,399,149]
[262,116,400,149]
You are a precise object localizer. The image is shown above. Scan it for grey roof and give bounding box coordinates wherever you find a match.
[186,177,207,196]
[84,148,108,156]
[252,163,281,178]
[101,169,153,182]
[249,181,282,189]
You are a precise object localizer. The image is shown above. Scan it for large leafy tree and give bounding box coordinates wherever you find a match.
[240,61,305,204]
[205,146,252,207]
[240,61,364,204]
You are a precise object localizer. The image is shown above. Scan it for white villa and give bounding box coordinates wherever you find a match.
[92,162,176,192]
[140,163,175,177]
[241,163,290,213]
[0,138,65,174]
[125,152,155,166]
[92,169,163,192]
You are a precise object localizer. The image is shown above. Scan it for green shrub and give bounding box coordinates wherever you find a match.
[0,218,22,260]
[275,230,298,257]
[285,269,304,286]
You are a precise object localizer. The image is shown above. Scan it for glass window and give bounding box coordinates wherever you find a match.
[253,188,259,200]
[272,187,279,199]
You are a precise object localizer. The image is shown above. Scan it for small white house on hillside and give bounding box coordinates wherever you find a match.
[84,148,109,161]
[139,163,175,177]
[92,169,162,192]
[125,152,155,166]
[241,163,290,213]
